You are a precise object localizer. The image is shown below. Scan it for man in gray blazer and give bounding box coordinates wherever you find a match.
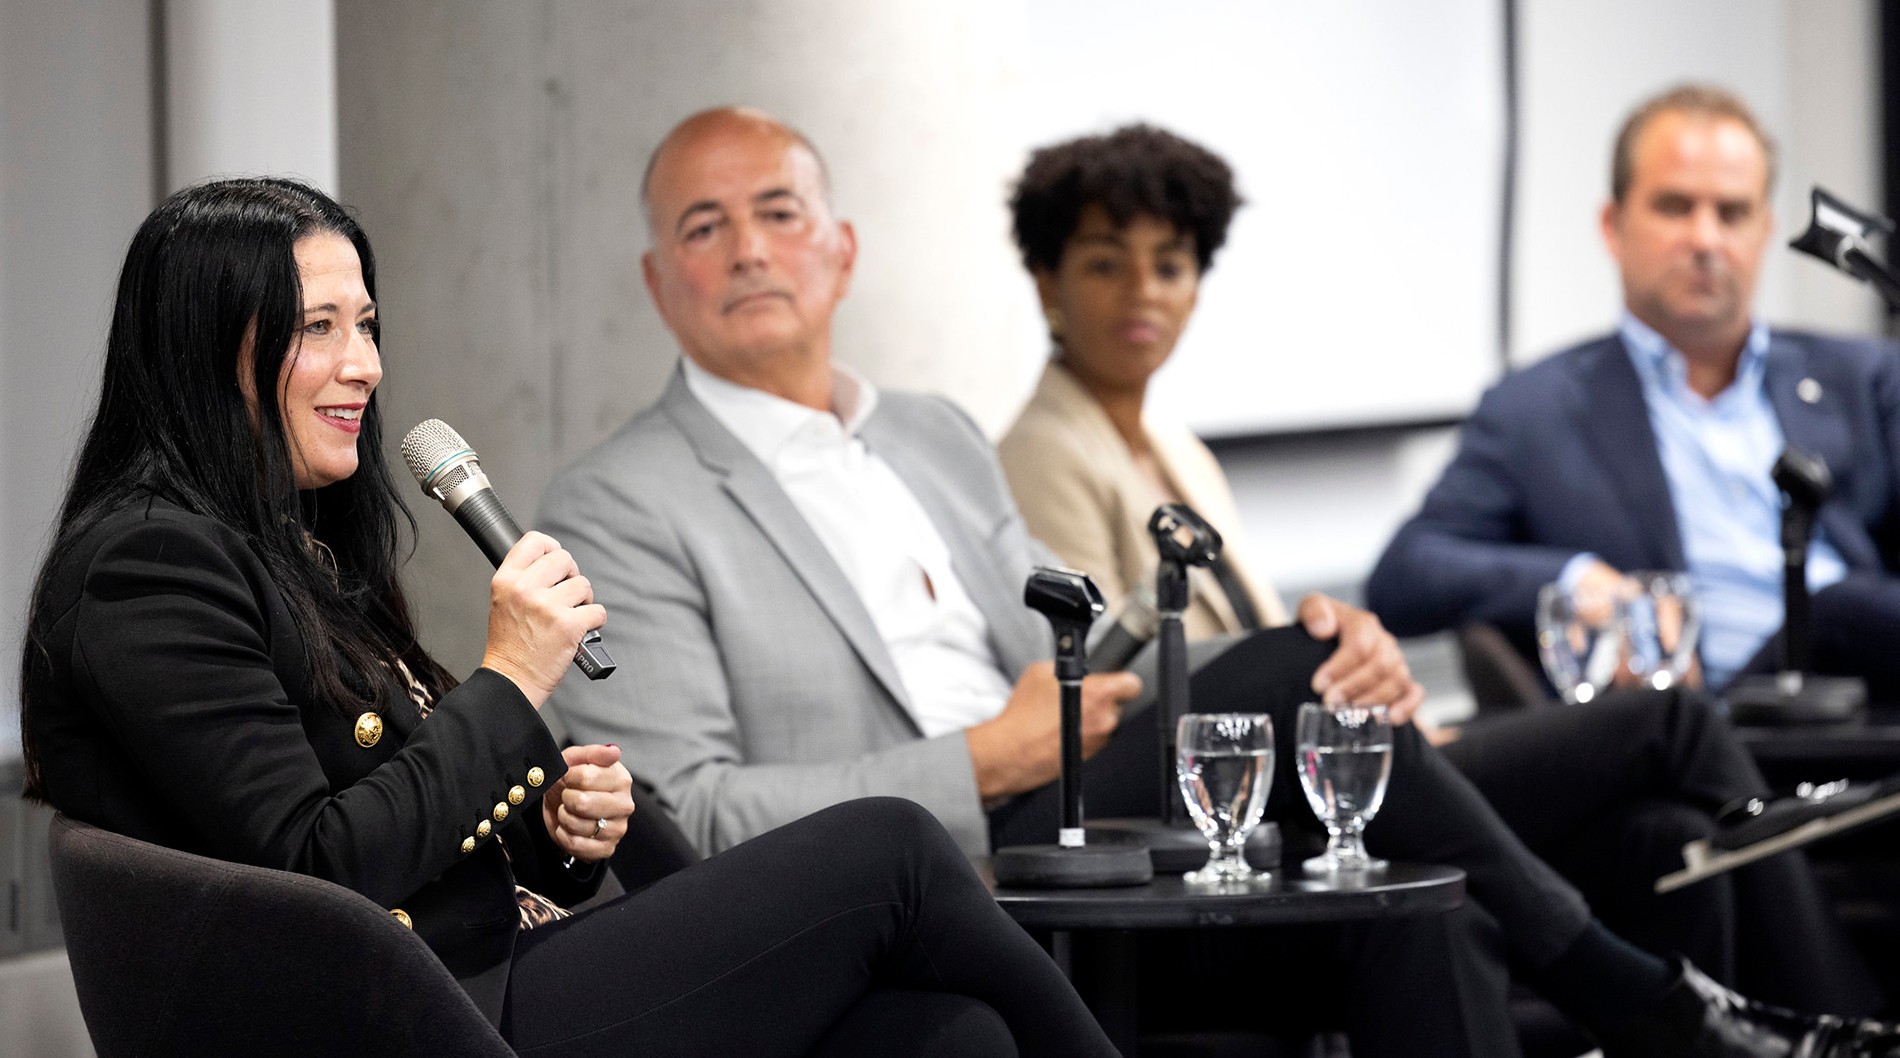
[538,107,1899,1057]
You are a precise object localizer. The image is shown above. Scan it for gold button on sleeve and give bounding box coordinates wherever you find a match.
[526,767,545,787]
[390,908,412,929]
[460,836,477,854]
[508,785,526,805]
[493,802,509,823]
[475,819,492,839]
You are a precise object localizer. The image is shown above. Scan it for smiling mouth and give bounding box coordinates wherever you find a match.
[316,406,365,433]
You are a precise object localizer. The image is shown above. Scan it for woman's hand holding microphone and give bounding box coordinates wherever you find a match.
[481,531,606,709]
[480,531,631,862]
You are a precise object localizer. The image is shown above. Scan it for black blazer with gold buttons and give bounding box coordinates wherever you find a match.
[27,494,597,1024]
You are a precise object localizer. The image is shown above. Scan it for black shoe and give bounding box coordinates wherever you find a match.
[1596,958,1898,1057]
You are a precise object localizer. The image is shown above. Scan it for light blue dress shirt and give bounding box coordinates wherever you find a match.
[1564,313,1846,688]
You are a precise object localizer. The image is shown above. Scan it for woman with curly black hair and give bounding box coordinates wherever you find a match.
[999,123,1275,646]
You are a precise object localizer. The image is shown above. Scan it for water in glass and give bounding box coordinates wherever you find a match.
[1296,703,1392,874]
[1175,713,1273,884]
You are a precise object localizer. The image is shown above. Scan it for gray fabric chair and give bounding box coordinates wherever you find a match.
[48,811,517,1057]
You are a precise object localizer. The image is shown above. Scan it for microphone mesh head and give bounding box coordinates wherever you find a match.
[400,419,476,488]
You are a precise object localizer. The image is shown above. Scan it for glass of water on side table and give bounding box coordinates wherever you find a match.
[1296,703,1393,875]
[1175,713,1274,885]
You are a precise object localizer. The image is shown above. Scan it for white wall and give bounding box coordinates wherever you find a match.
[163,0,338,194]
[0,0,156,759]
[1018,0,1509,438]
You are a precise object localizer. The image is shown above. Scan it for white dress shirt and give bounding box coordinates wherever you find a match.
[681,356,1015,737]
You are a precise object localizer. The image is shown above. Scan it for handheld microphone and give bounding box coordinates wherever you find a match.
[400,419,615,680]
[1086,582,1159,673]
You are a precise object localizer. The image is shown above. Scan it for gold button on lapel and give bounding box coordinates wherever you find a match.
[508,785,526,805]
[493,802,510,823]
[527,767,545,787]
[354,712,384,748]
[390,908,412,929]
[460,836,476,854]
[475,820,492,839]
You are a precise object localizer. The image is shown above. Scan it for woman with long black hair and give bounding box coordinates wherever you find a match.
[19,176,1113,1058]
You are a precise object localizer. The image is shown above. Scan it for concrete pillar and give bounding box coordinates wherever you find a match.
[336,1,1035,673]
[163,0,338,192]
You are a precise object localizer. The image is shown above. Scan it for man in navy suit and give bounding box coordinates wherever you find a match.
[1368,83,1900,699]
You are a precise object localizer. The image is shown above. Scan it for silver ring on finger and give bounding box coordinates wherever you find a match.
[592,817,606,838]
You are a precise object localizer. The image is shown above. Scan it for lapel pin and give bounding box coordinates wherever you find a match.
[1797,378,1823,404]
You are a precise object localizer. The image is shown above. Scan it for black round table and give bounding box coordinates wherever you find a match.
[985,862,1466,1056]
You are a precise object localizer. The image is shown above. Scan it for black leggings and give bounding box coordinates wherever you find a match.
[500,797,1114,1058]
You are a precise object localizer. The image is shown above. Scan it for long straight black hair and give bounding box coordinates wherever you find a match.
[19,177,454,799]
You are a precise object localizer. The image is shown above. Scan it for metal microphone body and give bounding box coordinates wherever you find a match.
[1087,583,1159,673]
[401,419,614,680]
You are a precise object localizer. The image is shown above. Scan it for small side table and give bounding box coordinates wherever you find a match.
[987,863,1466,1056]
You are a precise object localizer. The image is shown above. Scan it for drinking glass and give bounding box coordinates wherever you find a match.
[1296,703,1393,874]
[1620,571,1700,690]
[1536,581,1627,704]
[1175,712,1274,884]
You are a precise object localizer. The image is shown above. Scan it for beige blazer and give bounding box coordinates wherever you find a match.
[998,361,1290,641]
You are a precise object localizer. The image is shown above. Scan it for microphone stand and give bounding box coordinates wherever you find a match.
[1726,187,1900,723]
[1089,505,1280,872]
[1725,450,1867,723]
[992,568,1153,888]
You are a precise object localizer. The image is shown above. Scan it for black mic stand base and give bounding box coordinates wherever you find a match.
[1087,818,1282,873]
[1725,672,1867,725]
[992,841,1154,888]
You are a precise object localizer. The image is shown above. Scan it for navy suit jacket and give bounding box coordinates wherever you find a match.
[1366,330,1900,657]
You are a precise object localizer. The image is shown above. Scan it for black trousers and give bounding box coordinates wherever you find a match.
[1735,571,1900,701]
[502,798,1115,1058]
[1445,689,1884,1016]
[991,626,1574,1057]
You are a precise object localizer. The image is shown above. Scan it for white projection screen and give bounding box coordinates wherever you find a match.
[1015,0,1507,438]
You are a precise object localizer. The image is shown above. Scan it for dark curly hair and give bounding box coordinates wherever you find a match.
[1009,123,1242,275]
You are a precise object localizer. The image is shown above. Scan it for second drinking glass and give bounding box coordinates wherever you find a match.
[1175,712,1274,884]
[1296,702,1393,874]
